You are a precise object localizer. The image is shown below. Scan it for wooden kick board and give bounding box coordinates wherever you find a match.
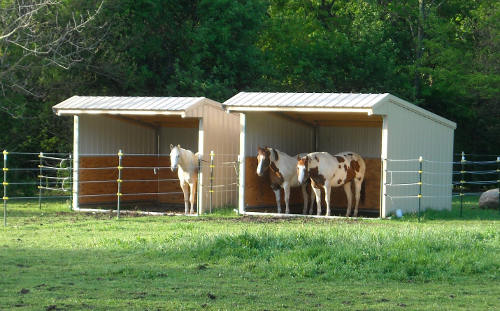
[78,156,185,205]
[245,157,381,211]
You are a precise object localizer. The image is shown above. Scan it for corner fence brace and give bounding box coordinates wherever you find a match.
[116,149,123,219]
[3,150,8,226]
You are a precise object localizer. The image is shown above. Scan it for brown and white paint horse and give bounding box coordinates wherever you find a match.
[170,144,199,214]
[297,152,366,217]
[257,147,314,214]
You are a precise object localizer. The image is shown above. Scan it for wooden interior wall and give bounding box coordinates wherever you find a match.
[79,156,184,205]
[244,157,380,211]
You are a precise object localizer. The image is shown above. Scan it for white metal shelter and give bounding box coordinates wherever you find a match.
[53,96,240,212]
[224,92,456,217]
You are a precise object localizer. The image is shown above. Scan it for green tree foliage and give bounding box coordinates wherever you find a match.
[0,0,498,154]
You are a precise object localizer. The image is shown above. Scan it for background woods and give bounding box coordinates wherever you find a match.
[0,0,498,154]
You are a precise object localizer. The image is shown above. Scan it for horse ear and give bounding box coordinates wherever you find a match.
[177,144,181,148]
[170,144,174,150]
[297,155,301,160]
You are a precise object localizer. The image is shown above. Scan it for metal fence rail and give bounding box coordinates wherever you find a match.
[385,152,499,220]
[2,149,241,225]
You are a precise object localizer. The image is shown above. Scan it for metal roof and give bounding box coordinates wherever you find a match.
[223,92,456,129]
[53,96,207,114]
[223,92,390,108]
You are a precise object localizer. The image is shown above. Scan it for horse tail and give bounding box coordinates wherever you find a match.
[360,180,366,203]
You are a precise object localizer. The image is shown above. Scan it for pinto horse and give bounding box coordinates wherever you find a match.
[257,147,313,214]
[297,152,366,217]
[170,144,199,214]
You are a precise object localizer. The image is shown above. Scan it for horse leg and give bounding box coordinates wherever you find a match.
[181,182,190,214]
[344,182,353,217]
[284,183,291,214]
[312,187,322,216]
[353,178,363,217]
[274,189,282,214]
[189,181,197,214]
[324,181,332,216]
[309,186,315,215]
[301,184,308,215]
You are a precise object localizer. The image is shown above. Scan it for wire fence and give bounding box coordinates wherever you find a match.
[3,149,498,225]
[2,150,240,225]
[385,152,499,221]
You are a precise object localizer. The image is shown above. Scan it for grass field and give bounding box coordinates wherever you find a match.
[1,200,499,310]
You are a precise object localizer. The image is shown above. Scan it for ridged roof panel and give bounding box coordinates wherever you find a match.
[53,96,206,111]
[223,92,389,108]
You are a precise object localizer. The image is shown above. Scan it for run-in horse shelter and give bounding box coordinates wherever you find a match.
[224,92,456,218]
[53,96,240,213]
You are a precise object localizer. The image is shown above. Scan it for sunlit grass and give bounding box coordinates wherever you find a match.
[0,200,498,310]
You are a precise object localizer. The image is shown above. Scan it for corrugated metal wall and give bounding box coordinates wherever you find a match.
[79,115,155,154]
[186,100,240,210]
[318,126,381,157]
[244,112,314,157]
[382,102,454,216]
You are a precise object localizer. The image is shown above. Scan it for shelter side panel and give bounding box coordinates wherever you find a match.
[244,157,380,211]
[78,156,184,205]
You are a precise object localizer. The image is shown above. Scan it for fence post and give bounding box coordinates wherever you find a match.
[68,154,73,210]
[497,156,499,214]
[116,149,123,219]
[209,150,214,214]
[460,151,466,217]
[38,152,43,210]
[418,156,423,222]
[197,157,202,216]
[3,150,8,226]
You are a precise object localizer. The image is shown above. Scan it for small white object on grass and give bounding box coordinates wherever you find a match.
[395,209,403,218]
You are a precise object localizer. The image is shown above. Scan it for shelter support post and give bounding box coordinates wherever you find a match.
[72,115,79,211]
[238,113,246,214]
[3,150,8,226]
[197,118,204,215]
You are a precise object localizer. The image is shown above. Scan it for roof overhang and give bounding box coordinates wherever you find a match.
[54,109,187,117]
[224,106,373,114]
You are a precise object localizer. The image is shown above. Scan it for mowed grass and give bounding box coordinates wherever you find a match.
[0,201,499,310]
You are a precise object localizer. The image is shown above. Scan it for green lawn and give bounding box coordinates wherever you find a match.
[1,201,499,310]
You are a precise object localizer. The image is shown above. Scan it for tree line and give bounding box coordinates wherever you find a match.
[0,0,498,155]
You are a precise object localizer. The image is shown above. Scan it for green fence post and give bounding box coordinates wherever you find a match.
[116,150,123,219]
[3,150,8,226]
[197,157,201,216]
[68,154,73,210]
[38,152,43,210]
[497,156,499,214]
[209,150,214,214]
[460,152,466,217]
[418,156,423,222]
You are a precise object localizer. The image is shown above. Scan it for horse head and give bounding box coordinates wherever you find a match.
[296,155,309,184]
[256,147,273,176]
[170,144,182,172]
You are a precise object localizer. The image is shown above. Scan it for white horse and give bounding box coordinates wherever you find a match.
[297,151,366,217]
[170,144,199,214]
[257,147,314,214]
